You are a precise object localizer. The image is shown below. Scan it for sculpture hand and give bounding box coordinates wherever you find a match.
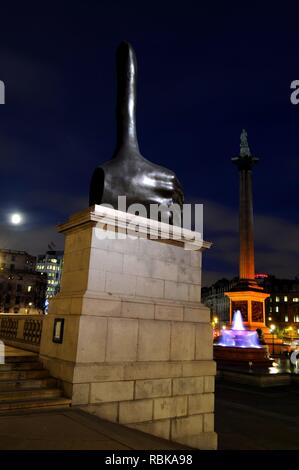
[89,41,184,223]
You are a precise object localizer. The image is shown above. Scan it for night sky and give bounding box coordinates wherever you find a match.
[0,1,299,286]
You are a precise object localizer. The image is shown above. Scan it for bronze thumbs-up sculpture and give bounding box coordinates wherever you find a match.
[89,41,184,224]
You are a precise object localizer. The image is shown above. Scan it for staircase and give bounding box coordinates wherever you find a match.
[0,353,71,412]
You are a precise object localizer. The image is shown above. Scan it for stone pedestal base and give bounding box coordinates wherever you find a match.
[40,206,217,449]
[225,289,269,330]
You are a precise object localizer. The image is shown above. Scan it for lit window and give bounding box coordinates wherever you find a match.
[269,307,272,313]
[295,315,299,323]
[293,298,299,302]
[275,296,280,302]
[27,286,32,292]
[284,296,288,302]
[270,298,272,303]
[275,306,279,312]
[285,315,288,322]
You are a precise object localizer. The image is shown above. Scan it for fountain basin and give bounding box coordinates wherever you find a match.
[214,344,272,367]
[214,310,273,367]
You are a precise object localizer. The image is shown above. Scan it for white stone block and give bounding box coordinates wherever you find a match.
[188,284,201,302]
[170,323,195,361]
[184,306,210,323]
[151,259,178,282]
[119,399,153,424]
[106,318,138,362]
[105,272,136,296]
[81,296,121,316]
[71,383,90,405]
[172,377,204,396]
[190,251,202,268]
[136,277,164,299]
[203,413,214,432]
[124,362,182,380]
[137,320,171,361]
[182,361,216,377]
[86,269,106,293]
[155,305,183,321]
[73,364,124,383]
[204,376,215,393]
[195,324,213,360]
[121,300,155,319]
[128,419,170,440]
[89,248,123,273]
[188,393,215,415]
[90,381,134,403]
[107,237,140,255]
[153,396,187,420]
[77,316,107,363]
[123,254,151,277]
[178,266,201,284]
[80,403,118,422]
[165,281,188,301]
[171,414,203,440]
[135,378,172,399]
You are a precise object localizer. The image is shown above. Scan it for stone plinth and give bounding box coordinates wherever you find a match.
[39,205,217,450]
[225,289,269,330]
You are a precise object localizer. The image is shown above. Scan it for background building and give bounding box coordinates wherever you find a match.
[0,249,35,272]
[201,277,239,327]
[0,249,47,314]
[35,250,63,300]
[202,274,299,338]
[261,275,299,336]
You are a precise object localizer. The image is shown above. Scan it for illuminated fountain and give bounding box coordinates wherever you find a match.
[217,310,261,348]
[214,310,272,367]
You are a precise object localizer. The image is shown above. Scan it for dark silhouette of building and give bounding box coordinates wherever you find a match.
[0,249,47,314]
[202,278,239,327]
[202,274,299,336]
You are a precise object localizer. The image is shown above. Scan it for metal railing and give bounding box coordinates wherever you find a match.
[0,314,44,352]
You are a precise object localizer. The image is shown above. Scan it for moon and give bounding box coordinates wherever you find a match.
[10,213,23,225]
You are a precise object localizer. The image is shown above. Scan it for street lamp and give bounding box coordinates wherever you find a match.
[270,324,276,356]
[213,317,219,336]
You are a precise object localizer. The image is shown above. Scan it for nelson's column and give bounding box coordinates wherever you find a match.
[225,130,269,329]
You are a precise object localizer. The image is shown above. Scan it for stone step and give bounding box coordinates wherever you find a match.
[4,355,38,364]
[0,397,71,413]
[0,361,44,371]
[0,387,63,403]
[0,378,57,392]
[0,369,49,381]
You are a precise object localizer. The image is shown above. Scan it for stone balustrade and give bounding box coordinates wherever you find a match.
[0,314,44,352]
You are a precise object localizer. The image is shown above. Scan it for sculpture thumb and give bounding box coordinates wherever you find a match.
[115,41,139,152]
